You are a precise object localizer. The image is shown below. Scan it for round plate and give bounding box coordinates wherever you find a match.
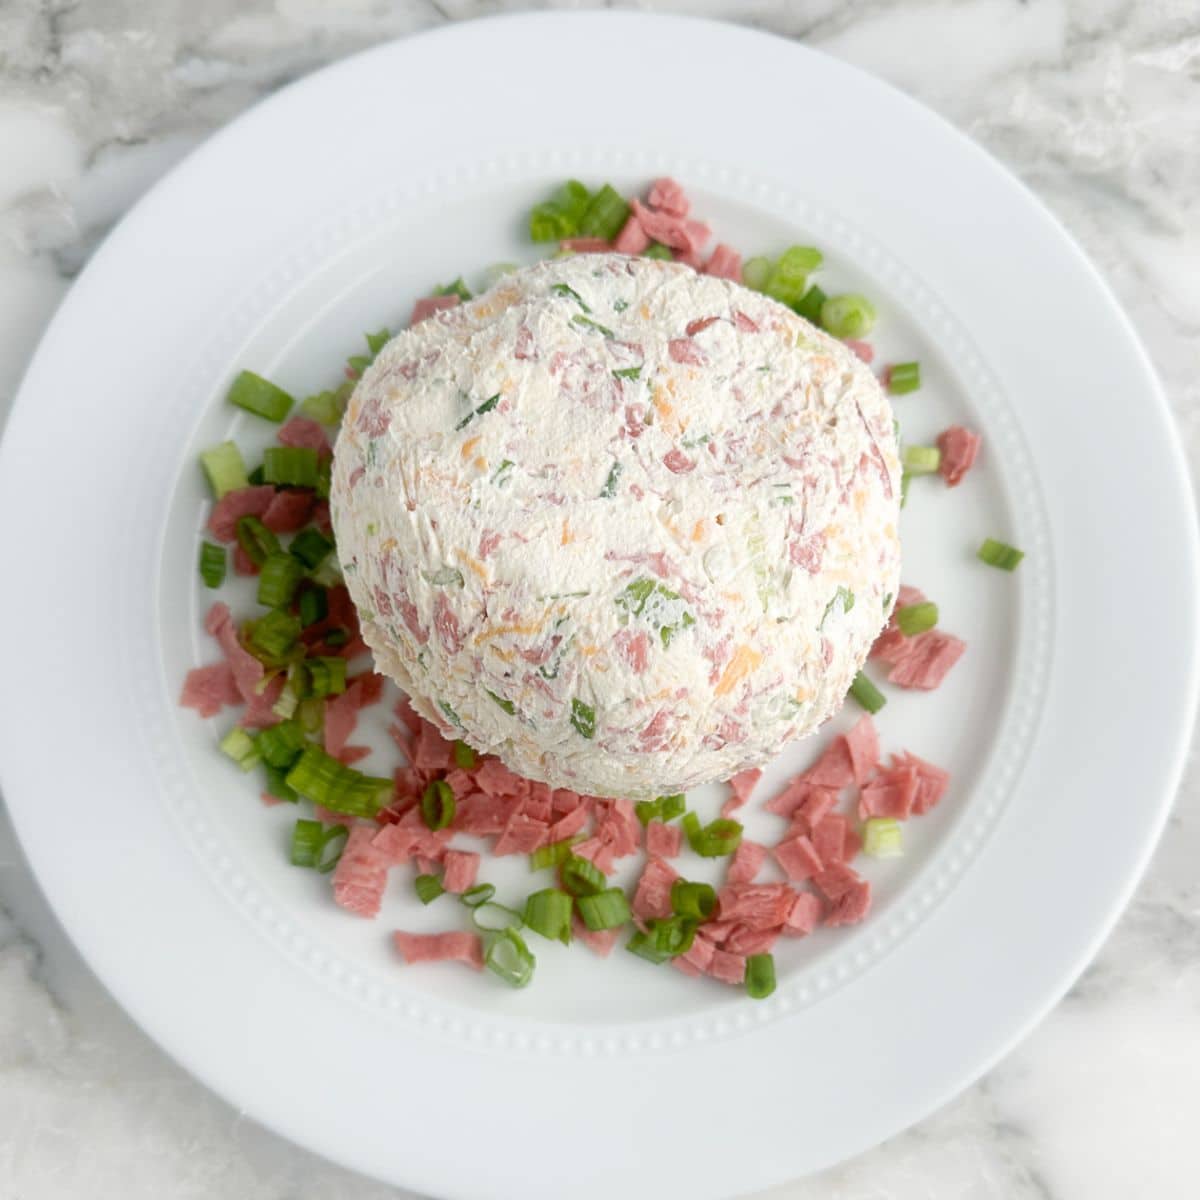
[0,13,1195,1199]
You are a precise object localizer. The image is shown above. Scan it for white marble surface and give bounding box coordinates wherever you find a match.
[1,2,1198,1197]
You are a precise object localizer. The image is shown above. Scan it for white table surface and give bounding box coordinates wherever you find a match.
[1,2,1198,1197]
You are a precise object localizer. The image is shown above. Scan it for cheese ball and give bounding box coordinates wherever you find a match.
[331,255,900,798]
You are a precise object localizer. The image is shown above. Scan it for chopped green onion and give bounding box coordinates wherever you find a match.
[820,293,877,340]
[289,528,334,569]
[227,370,294,422]
[794,284,827,324]
[247,609,302,663]
[561,854,606,898]
[255,719,306,769]
[199,441,249,498]
[299,389,346,426]
[649,915,696,958]
[306,656,346,698]
[453,740,477,771]
[576,888,631,931]
[626,930,671,964]
[289,818,324,867]
[612,366,641,381]
[642,242,673,260]
[887,361,921,394]
[765,246,823,308]
[658,794,685,821]
[741,256,773,292]
[262,763,298,803]
[262,446,319,488]
[235,515,280,568]
[599,461,622,499]
[848,670,887,714]
[745,952,776,1000]
[523,888,574,944]
[219,726,260,772]
[272,663,305,720]
[298,586,328,629]
[485,928,535,988]
[435,278,472,302]
[685,815,743,858]
[315,457,332,502]
[578,184,631,240]
[472,902,525,934]
[289,819,348,872]
[460,883,496,908]
[198,541,226,589]
[570,698,596,739]
[297,696,324,735]
[901,445,941,476]
[247,464,265,486]
[529,180,591,242]
[978,538,1024,571]
[896,601,939,636]
[900,471,912,509]
[421,779,456,830]
[257,552,304,609]
[635,799,661,826]
[530,838,580,871]
[284,745,391,817]
[414,873,445,904]
[635,794,685,825]
[863,817,904,858]
[309,548,340,588]
[671,880,716,920]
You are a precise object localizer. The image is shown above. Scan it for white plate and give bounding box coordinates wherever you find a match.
[0,13,1195,1199]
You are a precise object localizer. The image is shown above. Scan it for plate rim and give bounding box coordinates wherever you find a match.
[0,12,1196,1197]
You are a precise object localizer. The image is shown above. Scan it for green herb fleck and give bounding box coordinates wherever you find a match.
[571,314,615,339]
[612,366,642,381]
[456,392,501,432]
[570,698,596,739]
[551,283,591,312]
[486,689,516,715]
[599,461,622,498]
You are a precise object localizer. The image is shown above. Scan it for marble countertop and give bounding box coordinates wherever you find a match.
[1,2,1198,1197]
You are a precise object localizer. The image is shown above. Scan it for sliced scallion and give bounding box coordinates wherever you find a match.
[198,541,226,589]
[578,184,630,241]
[671,880,716,920]
[848,670,887,714]
[227,370,294,422]
[421,779,456,830]
[561,854,605,898]
[414,873,445,904]
[576,887,631,931]
[219,726,259,772]
[530,838,580,871]
[901,445,941,476]
[284,745,391,817]
[453,740,477,770]
[298,586,328,629]
[863,817,904,859]
[978,538,1024,571]
[255,718,306,769]
[896,601,938,637]
[262,446,319,489]
[460,883,496,908]
[199,441,249,499]
[887,361,921,394]
[523,888,574,944]
[485,927,535,987]
[257,552,304,609]
[741,256,773,292]
[685,815,743,858]
[820,293,877,339]
[235,515,280,568]
[289,528,334,569]
[745,953,776,1000]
